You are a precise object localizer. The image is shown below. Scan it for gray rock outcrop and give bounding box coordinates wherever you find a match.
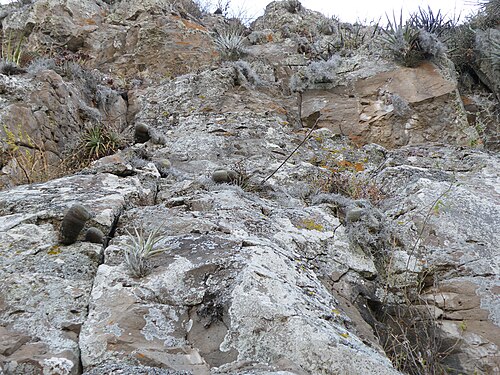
[0,0,498,374]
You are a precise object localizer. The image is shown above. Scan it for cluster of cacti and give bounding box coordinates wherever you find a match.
[59,204,92,245]
[59,204,105,245]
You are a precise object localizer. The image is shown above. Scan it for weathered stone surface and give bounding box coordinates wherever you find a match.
[2,0,218,80]
[0,68,127,188]
[81,196,399,374]
[474,28,500,101]
[301,61,477,148]
[0,172,154,374]
[0,0,498,374]
[377,145,500,374]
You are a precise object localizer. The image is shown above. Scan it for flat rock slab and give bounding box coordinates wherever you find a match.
[301,62,475,148]
[0,172,152,374]
[0,173,154,229]
[80,190,401,374]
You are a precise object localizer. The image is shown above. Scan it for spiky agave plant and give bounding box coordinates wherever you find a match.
[477,0,500,21]
[380,11,423,67]
[213,24,247,60]
[409,6,458,37]
[124,226,167,278]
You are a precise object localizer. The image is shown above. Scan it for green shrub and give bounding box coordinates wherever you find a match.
[67,124,121,168]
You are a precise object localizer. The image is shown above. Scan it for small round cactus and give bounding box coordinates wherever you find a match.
[346,208,364,223]
[134,123,150,143]
[212,169,239,184]
[60,204,92,245]
[85,227,105,244]
[154,159,172,177]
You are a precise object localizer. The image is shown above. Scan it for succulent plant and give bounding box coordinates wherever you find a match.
[124,226,167,278]
[212,169,239,184]
[134,123,151,143]
[60,204,92,245]
[85,227,105,244]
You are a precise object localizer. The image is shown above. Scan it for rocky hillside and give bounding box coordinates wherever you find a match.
[0,1,498,374]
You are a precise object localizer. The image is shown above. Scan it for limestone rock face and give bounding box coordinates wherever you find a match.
[0,173,154,374]
[301,61,476,148]
[2,0,218,79]
[0,0,498,374]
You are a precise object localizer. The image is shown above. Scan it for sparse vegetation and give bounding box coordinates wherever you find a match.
[289,55,341,92]
[473,0,500,28]
[1,124,53,185]
[213,24,247,60]
[379,7,456,67]
[335,22,378,52]
[379,12,426,67]
[124,226,167,278]
[283,0,302,14]
[66,123,122,169]
[0,31,25,75]
[408,6,457,37]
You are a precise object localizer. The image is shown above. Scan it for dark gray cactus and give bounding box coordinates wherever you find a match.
[212,169,239,184]
[85,227,105,244]
[60,204,92,245]
[134,123,151,143]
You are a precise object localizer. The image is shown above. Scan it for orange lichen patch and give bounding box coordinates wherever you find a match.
[80,18,97,26]
[266,33,274,42]
[353,162,365,172]
[173,16,207,32]
[461,96,473,106]
[269,103,287,115]
[333,160,365,173]
[175,40,193,46]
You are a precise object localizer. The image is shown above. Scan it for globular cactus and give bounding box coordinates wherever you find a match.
[60,204,92,245]
[85,227,105,244]
[154,159,171,178]
[134,123,150,143]
[212,169,239,184]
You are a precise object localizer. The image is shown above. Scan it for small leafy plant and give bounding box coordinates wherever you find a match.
[69,124,121,168]
[213,24,247,60]
[1,31,24,65]
[0,31,25,75]
[124,226,167,278]
[380,12,423,67]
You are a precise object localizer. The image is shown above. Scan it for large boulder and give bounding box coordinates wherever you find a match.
[1,0,219,79]
[301,61,478,148]
[0,172,155,374]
